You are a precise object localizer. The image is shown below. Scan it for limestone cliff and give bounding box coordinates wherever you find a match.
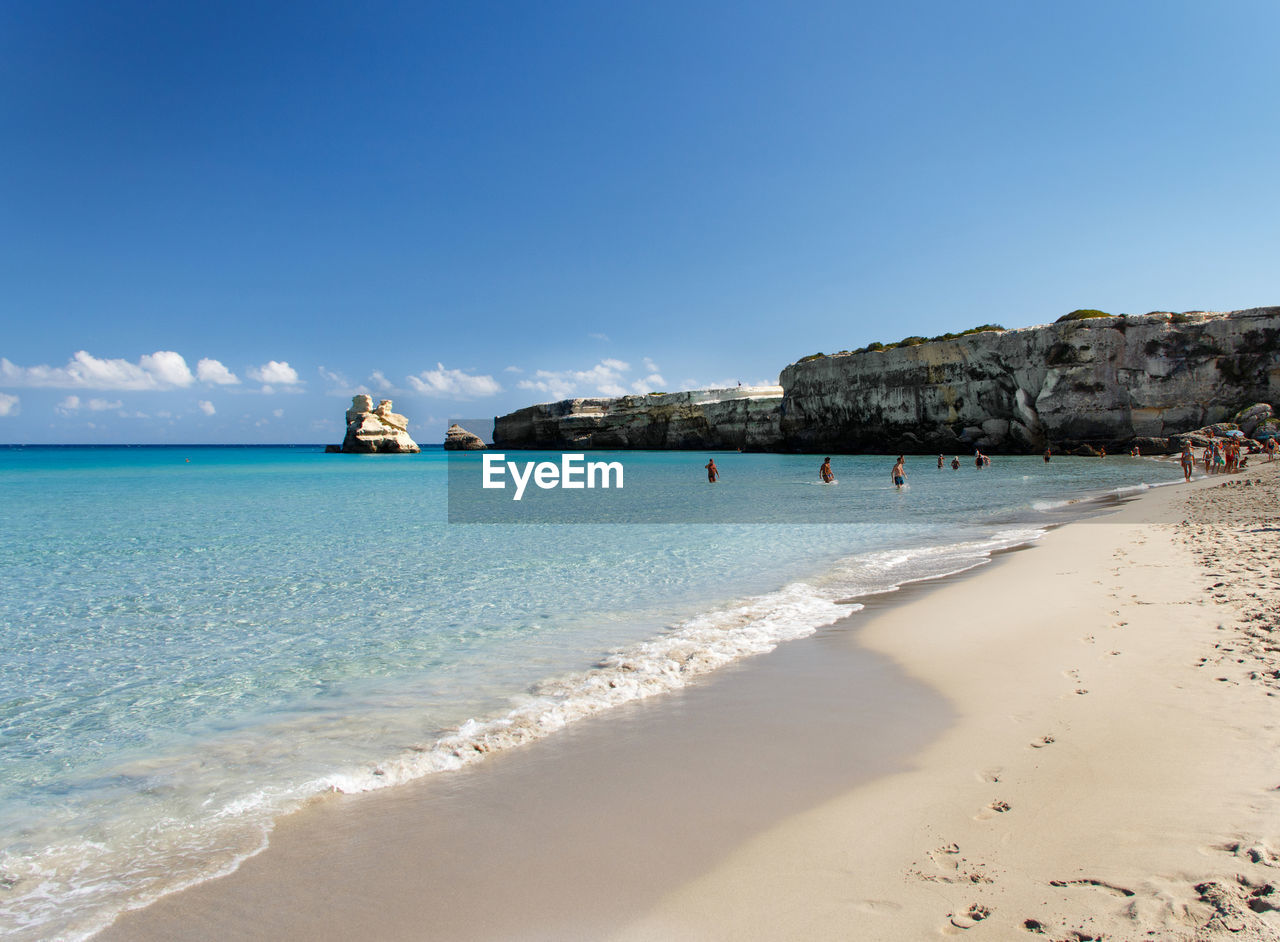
[494,386,784,450]
[778,308,1279,453]
[338,396,421,454]
[491,308,1280,454]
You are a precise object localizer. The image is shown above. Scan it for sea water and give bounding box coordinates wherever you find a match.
[0,446,1180,940]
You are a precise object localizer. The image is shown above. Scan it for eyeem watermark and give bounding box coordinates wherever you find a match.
[482,453,624,500]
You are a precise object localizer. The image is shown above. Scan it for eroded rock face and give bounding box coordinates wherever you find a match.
[444,423,486,450]
[494,387,784,450]
[491,308,1280,453]
[778,308,1280,453]
[339,396,420,453]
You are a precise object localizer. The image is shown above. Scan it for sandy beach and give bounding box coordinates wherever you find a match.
[99,462,1280,942]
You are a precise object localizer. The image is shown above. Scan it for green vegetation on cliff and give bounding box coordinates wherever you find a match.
[1056,308,1113,322]
[837,323,1006,357]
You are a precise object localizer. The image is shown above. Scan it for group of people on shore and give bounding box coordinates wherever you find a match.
[1179,433,1277,481]
[706,436,1277,489]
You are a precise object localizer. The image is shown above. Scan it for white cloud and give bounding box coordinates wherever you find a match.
[198,400,216,416]
[57,395,81,414]
[318,366,370,397]
[140,352,195,387]
[517,359,635,402]
[247,361,301,385]
[407,364,502,399]
[0,350,196,390]
[369,370,393,391]
[503,365,523,374]
[632,373,666,394]
[630,358,666,393]
[678,377,759,391]
[272,408,283,418]
[0,393,18,416]
[87,398,122,411]
[588,332,610,342]
[197,358,240,385]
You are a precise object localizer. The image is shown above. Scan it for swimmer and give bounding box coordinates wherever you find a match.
[937,454,944,469]
[951,456,960,470]
[705,458,718,483]
[891,455,907,490]
[819,457,834,484]
[1043,447,1051,463]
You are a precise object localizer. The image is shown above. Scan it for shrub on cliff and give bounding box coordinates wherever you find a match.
[846,325,1005,356]
[1057,309,1113,322]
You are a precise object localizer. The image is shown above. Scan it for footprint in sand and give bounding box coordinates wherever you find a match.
[1049,878,1135,897]
[1075,688,1089,695]
[977,767,1002,784]
[976,799,1011,821]
[948,903,992,929]
[1082,634,1095,644]
[1213,840,1280,868]
[1031,735,1055,748]
[854,899,903,914]
[927,842,961,873]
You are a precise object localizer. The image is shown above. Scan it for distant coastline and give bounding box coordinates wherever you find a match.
[494,306,1280,456]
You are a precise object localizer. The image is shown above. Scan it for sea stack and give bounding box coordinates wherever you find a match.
[443,424,487,450]
[337,395,421,454]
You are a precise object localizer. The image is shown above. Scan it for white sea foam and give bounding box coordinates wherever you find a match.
[0,449,1183,941]
[325,525,1049,795]
[0,523,1053,940]
[324,580,853,792]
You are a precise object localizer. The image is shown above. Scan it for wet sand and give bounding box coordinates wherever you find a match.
[100,463,1280,941]
[98,571,955,940]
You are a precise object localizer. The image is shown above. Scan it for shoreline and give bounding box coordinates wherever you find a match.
[95,465,1279,941]
[615,462,1280,941]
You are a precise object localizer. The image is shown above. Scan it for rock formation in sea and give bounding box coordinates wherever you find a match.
[493,307,1280,454]
[443,423,487,450]
[334,395,421,454]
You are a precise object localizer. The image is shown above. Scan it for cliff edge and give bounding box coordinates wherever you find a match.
[779,307,1279,453]
[494,386,784,450]
[492,307,1280,454]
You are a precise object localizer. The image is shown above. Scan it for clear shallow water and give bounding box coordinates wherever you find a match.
[0,446,1180,939]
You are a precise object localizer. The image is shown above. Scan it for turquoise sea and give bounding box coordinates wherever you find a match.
[0,445,1182,940]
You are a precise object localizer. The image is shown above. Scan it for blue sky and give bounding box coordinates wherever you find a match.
[2,0,1277,443]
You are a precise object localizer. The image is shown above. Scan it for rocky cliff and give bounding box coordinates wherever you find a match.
[494,386,784,450]
[491,308,1280,454]
[779,307,1279,453]
[336,395,421,453]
